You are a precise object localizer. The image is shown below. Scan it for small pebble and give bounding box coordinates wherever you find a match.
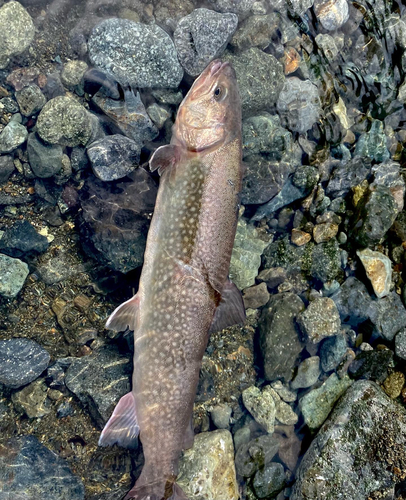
[291,357,321,390]
[382,372,405,399]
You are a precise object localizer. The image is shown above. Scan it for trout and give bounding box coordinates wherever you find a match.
[99,59,245,500]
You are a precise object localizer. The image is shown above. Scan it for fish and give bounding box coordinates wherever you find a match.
[99,59,245,500]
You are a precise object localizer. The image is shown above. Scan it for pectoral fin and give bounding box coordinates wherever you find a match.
[149,144,181,176]
[209,279,246,334]
[99,392,140,449]
[106,294,139,332]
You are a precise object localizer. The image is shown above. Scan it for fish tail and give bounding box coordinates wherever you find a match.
[124,480,189,500]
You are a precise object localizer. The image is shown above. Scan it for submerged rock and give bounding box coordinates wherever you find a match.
[0,253,29,298]
[0,220,49,258]
[27,132,63,178]
[11,379,51,418]
[356,248,392,298]
[292,381,406,499]
[298,297,341,343]
[242,385,276,433]
[234,434,279,478]
[0,121,28,153]
[368,292,406,341]
[15,84,46,117]
[291,356,321,389]
[253,462,285,499]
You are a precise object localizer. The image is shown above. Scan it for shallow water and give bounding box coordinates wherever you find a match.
[1,0,406,499]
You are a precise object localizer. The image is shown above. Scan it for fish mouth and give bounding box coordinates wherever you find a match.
[210,60,230,77]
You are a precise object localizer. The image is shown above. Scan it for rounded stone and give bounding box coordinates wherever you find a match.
[291,356,321,390]
[298,297,341,343]
[15,84,46,117]
[314,0,349,31]
[88,18,183,88]
[0,121,28,153]
[210,404,232,429]
[61,60,88,90]
[36,96,93,147]
[0,253,29,298]
[253,462,285,499]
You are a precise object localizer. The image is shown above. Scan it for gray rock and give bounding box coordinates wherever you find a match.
[311,238,342,284]
[286,0,314,15]
[174,8,238,76]
[371,161,405,212]
[0,253,29,298]
[0,155,14,184]
[87,135,140,181]
[11,379,51,418]
[320,334,348,372]
[258,292,305,382]
[242,385,276,433]
[206,0,255,15]
[315,33,339,60]
[277,77,322,134]
[326,157,371,198]
[314,0,349,30]
[151,89,183,106]
[37,96,93,147]
[292,381,406,500]
[229,217,268,289]
[146,103,170,129]
[65,346,131,426]
[354,120,390,162]
[268,387,298,425]
[257,267,287,290]
[242,283,269,310]
[291,356,321,389]
[356,248,392,298]
[271,380,297,402]
[234,434,280,478]
[298,297,341,344]
[0,121,28,153]
[331,277,373,327]
[177,430,239,500]
[0,338,50,389]
[15,84,46,117]
[0,220,49,258]
[27,132,63,178]
[369,291,406,341]
[88,18,183,88]
[231,13,279,51]
[395,328,406,361]
[210,404,232,429]
[1,96,19,113]
[299,373,353,429]
[348,349,394,383]
[223,48,285,116]
[57,401,74,418]
[0,2,35,69]
[0,435,85,499]
[233,426,251,452]
[253,462,285,499]
[61,60,88,93]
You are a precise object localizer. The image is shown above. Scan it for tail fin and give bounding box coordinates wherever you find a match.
[124,481,189,500]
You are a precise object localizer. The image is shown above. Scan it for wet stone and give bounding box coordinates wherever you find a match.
[368,292,406,341]
[299,373,353,429]
[291,229,311,247]
[242,283,269,310]
[0,155,14,184]
[27,132,63,178]
[257,267,287,290]
[61,60,88,92]
[174,8,237,76]
[242,385,276,433]
[0,1,35,69]
[210,404,232,429]
[1,96,18,113]
[268,387,298,425]
[223,48,284,116]
[395,328,406,361]
[0,253,29,298]
[354,120,390,163]
[331,277,372,327]
[0,435,85,499]
[65,346,131,426]
[11,379,51,418]
[314,0,349,30]
[0,220,49,258]
[313,222,339,243]
[382,371,405,399]
[291,381,406,500]
[234,434,280,478]
[291,356,321,390]
[271,380,297,403]
[87,135,140,181]
[146,103,170,129]
[37,96,93,147]
[57,401,74,418]
[320,334,348,372]
[0,338,50,389]
[253,462,285,499]
[371,161,405,212]
[258,293,305,382]
[298,297,341,344]
[311,238,341,284]
[356,249,392,298]
[15,84,46,117]
[315,33,339,60]
[231,14,279,51]
[206,0,255,15]
[348,349,394,383]
[88,19,183,88]
[0,121,27,153]
[177,430,238,500]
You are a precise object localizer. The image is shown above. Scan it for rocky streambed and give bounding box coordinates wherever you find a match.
[1,0,406,499]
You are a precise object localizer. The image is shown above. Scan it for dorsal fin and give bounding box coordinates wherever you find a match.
[149,144,181,176]
[106,294,139,332]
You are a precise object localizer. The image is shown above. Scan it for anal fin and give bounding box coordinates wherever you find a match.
[99,392,139,449]
[106,294,139,332]
[209,279,246,334]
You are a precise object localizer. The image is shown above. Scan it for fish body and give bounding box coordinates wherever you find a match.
[99,60,244,500]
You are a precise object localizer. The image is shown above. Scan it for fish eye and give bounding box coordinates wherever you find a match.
[213,86,224,100]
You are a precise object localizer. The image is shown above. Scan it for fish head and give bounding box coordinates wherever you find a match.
[173,59,241,153]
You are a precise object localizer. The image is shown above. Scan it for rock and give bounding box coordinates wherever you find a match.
[277,77,321,134]
[313,222,339,243]
[80,168,157,273]
[354,120,390,163]
[0,253,29,298]
[65,346,131,426]
[61,60,88,92]
[0,2,35,69]
[146,103,170,129]
[291,381,406,499]
[258,293,305,382]
[57,401,74,418]
[223,48,284,116]
[210,404,232,429]
[299,373,353,429]
[229,217,268,289]
[242,385,276,433]
[37,96,93,147]
[271,380,297,403]
[177,430,238,500]
[174,8,237,76]
[11,379,51,418]
[382,371,405,399]
[311,238,341,284]
[273,425,302,471]
[231,13,279,51]
[331,277,373,327]
[395,328,406,360]
[233,426,251,452]
[151,88,183,106]
[257,267,287,290]
[291,229,311,246]
[320,334,348,372]
[298,297,341,344]
[15,84,46,116]
[87,135,140,181]
[0,220,49,258]
[348,349,394,383]
[291,356,321,389]
[0,121,27,153]
[0,338,50,390]
[369,292,406,341]
[253,462,285,499]
[27,132,64,179]
[242,283,269,309]
[234,434,279,478]
[315,33,339,60]
[286,0,314,15]
[0,155,14,184]
[371,161,405,212]
[206,0,255,14]
[46,358,72,389]
[1,96,19,113]
[268,387,298,425]
[88,19,183,88]
[356,248,392,298]
[326,157,371,198]
[314,0,349,30]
